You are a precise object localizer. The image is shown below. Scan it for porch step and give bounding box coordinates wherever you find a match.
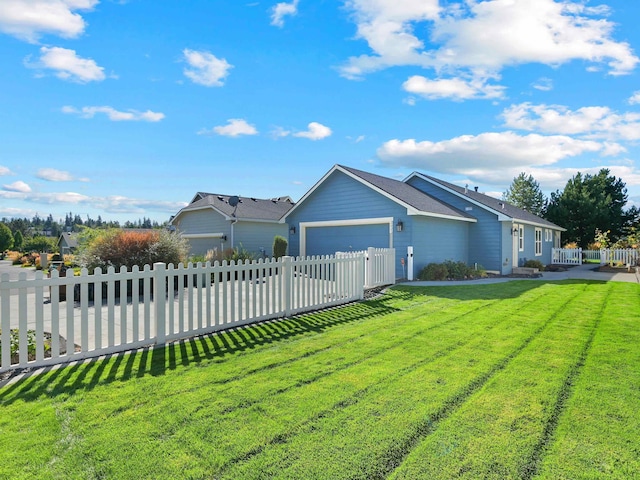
[513,267,539,275]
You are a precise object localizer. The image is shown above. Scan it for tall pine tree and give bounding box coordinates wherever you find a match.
[503,172,545,216]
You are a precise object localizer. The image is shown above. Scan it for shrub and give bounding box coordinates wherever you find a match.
[273,235,287,259]
[417,260,487,281]
[0,329,51,363]
[418,263,449,281]
[79,229,189,271]
[523,259,545,271]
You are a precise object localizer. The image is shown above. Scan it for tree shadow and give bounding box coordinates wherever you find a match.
[394,279,604,301]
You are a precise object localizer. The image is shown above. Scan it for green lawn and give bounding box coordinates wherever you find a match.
[1,280,638,479]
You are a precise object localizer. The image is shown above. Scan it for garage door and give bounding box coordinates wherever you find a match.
[305,223,390,256]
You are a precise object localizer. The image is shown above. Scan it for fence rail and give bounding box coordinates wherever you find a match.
[0,252,383,373]
[552,248,639,266]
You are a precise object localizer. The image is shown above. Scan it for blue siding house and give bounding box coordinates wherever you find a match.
[405,173,564,274]
[284,165,565,278]
[283,165,477,276]
[170,193,294,257]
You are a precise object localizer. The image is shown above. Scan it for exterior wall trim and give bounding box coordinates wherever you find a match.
[409,211,477,223]
[299,217,394,257]
[180,233,225,239]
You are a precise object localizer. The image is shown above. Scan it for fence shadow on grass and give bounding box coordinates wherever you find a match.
[0,292,402,405]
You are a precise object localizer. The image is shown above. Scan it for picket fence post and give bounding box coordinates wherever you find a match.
[154,262,167,345]
[281,256,292,317]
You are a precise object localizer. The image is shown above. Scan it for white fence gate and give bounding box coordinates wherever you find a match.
[552,248,583,265]
[0,253,369,373]
[552,248,639,266]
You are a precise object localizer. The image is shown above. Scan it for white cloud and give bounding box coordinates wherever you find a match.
[402,75,505,100]
[0,0,98,43]
[270,126,291,139]
[27,46,106,83]
[342,0,638,89]
[270,0,299,28]
[62,105,165,122]
[0,189,187,214]
[2,181,31,193]
[629,91,640,105]
[36,167,89,182]
[200,119,258,137]
[183,49,232,87]
[0,166,13,176]
[532,77,553,91]
[502,103,640,141]
[293,122,332,140]
[377,131,603,175]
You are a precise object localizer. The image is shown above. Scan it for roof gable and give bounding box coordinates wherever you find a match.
[173,193,294,224]
[283,164,475,223]
[406,172,564,230]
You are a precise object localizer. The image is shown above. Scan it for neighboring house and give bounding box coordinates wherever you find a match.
[283,165,565,278]
[170,193,295,257]
[57,232,79,255]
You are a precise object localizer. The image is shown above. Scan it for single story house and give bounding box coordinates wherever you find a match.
[170,193,295,257]
[283,165,564,277]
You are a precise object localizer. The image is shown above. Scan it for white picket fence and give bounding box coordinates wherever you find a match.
[552,248,583,265]
[0,251,395,373]
[552,248,639,266]
[342,247,395,288]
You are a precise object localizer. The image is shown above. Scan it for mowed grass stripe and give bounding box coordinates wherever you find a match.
[40,286,543,477]
[533,282,640,479]
[220,282,590,480]
[4,283,554,479]
[389,281,610,480]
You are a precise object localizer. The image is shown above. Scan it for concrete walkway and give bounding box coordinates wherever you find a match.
[405,263,640,287]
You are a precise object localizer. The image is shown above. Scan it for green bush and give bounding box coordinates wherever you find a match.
[523,259,545,271]
[273,235,288,259]
[418,260,487,281]
[418,263,449,281]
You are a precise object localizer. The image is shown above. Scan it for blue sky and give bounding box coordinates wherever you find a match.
[1,0,640,223]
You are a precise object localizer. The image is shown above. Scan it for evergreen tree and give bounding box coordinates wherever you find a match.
[503,172,545,216]
[545,169,629,248]
[13,230,24,251]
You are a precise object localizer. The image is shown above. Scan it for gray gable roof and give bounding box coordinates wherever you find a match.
[176,193,294,222]
[411,173,564,229]
[58,232,78,248]
[338,165,476,221]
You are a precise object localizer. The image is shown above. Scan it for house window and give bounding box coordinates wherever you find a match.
[518,225,524,251]
[554,231,561,249]
[535,228,542,256]
[544,229,550,242]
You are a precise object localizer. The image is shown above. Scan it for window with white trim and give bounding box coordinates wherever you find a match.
[544,229,550,242]
[554,231,561,248]
[535,228,542,256]
[518,225,524,251]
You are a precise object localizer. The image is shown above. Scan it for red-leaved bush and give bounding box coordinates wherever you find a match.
[79,229,188,271]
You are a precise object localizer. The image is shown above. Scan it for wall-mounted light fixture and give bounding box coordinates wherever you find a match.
[289,226,296,235]
[512,227,518,235]
[396,220,404,232]
[221,235,227,241]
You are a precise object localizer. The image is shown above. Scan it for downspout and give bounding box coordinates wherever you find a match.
[230,217,238,248]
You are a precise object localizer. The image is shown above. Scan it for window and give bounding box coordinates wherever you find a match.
[518,225,524,251]
[535,228,542,256]
[544,229,550,242]
[554,231,561,249]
